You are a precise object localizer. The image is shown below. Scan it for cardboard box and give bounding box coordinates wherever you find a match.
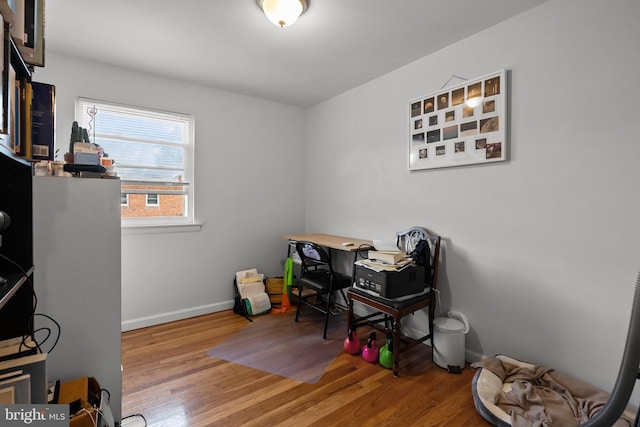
[73,143,100,165]
[57,377,102,427]
[73,152,99,165]
[265,277,284,305]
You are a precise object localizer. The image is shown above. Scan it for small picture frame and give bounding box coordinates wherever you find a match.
[408,69,508,171]
[15,0,44,67]
[0,17,8,145]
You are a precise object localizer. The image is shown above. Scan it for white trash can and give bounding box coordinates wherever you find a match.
[433,311,469,372]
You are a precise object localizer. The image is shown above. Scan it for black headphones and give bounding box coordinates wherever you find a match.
[0,211,10,231]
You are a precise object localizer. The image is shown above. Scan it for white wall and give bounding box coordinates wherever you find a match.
[34,52,307,330]
[34,177,122,420]
[305,0,640,402]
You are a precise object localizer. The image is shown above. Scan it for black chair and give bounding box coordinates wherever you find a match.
[294,241,352,339]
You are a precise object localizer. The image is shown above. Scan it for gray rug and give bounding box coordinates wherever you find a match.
[207,310,345,384]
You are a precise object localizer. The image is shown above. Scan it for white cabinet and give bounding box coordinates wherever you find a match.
[33,177,121,420]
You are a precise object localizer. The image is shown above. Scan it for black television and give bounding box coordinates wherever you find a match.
[0,144,32,273]
[0,143,33,341]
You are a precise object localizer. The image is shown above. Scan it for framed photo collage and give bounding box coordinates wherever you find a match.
[408,69,507,171]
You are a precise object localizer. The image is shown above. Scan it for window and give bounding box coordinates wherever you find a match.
[146,194,159,207]
[75,98,195,227]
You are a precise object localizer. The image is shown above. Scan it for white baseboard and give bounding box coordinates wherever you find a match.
[121,300,235,331]
[465,348,484,364]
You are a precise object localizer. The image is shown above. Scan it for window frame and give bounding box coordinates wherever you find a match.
[145,193,160,207]
[74,98,196,229]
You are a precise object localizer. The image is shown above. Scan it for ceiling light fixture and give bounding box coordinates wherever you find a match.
[256,0,308,28]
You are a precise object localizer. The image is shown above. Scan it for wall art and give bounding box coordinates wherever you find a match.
[408,69,507,171]
[14,0,44,67]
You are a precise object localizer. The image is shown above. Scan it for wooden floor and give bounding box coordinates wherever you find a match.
[121,310,491,427]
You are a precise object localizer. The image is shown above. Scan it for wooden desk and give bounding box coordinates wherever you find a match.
[283,233,373,252]
[286,228,440,376]
[283,233,374,311]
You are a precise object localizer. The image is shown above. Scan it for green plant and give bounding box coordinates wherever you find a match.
[69,121,91,153]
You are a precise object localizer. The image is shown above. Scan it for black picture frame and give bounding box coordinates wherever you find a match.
[15,0,44,67]
[0,16,8,143]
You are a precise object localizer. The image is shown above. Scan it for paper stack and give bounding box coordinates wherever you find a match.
[368,250,408,265]
[357,248,413,273]
[235,269,271,315]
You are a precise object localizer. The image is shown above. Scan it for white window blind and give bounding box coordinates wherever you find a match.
[75,98,195,226]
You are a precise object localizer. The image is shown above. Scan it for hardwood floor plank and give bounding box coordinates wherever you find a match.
[122,310,491,426]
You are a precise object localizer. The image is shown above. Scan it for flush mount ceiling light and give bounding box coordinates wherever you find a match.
[256,0,308,28]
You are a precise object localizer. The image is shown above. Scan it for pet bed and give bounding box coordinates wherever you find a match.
[471,355,636,427]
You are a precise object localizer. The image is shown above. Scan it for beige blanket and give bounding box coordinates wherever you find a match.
[471,357,634,427]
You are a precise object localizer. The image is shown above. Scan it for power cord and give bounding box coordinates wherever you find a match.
[0,252,61,354]
[19,313,62,354]
[76,407,104,427]
[36,313,61,353]
[72,388,119,427]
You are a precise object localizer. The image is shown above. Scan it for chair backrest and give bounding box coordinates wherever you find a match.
[295,241,332,270]
[396,226,441,289]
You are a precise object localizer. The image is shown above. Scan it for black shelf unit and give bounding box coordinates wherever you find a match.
[0,143,34,341]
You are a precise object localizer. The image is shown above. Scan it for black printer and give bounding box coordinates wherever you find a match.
[353,263,426,299]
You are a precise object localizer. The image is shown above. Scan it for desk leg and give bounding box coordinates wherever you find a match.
[347,294,354,336]
[392,317,401,377]
[428,289,435,360]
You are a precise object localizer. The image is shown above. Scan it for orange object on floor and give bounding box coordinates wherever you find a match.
[271,257,293,313]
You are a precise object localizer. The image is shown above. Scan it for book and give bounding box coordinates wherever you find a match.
[0,370,24,381]
[0,373,30,403]
[0,336,37,362]
[355,258,413,273]
[236,268,264,285]
[0,385,16,404]
[0,337,25,349]
[0,352,47,403]
[24,80,32,159]
[368,250,408,265]
[14,79,32,158]
[12,78,20,153]
[30,81,55,160]
[13,78,26,156]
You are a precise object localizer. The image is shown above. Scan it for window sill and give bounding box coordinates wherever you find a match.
[121,222,202,235]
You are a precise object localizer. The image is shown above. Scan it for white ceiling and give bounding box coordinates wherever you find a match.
[44,0,548,108]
